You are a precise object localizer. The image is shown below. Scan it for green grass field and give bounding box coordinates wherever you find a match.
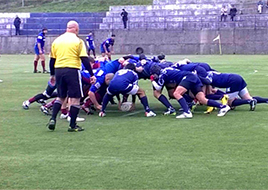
[1,54,268,189]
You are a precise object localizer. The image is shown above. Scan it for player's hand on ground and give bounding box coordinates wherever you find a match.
[50,76,56,86]
[90,76,96,84]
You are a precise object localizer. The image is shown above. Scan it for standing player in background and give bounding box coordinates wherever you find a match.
[86,32,96,58]
[100,34,115,61]
[33,28,49,73]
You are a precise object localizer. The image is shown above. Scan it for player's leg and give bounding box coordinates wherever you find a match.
[238,87,257,111]
[39,53,48,73]
[173,85,192,119]
[47,69,67,131]
[99,93,114,117]
[135,86,156,117]
[92,48,96,58]
[33,54,40,73]
[66,69,85,131]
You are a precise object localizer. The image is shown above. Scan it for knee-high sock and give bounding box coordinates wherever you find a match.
[102,94,113,112]
[140,96,150,112]
[51,100,62,120]
[29,93,48,104]
[34,60,38,71]
[253,96,268,103]
[69,105,80,128]
[231,99,250,107]
[41,61,45,71]
[158,94,173,109]
[178,98,190,113]
[207,99,224,108]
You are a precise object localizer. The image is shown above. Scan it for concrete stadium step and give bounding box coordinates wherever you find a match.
[103,14,268,23]
[23,23,100,30]
[107,10,220,17]
[30,12,106,18]
[100,20,266,30]
[20,29,91,36]
[26,17,103,24]
[109,4,224,11]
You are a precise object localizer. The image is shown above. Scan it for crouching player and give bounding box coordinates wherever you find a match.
[150,65,230,119]
[206,71,268,110]
[99,63,156,117]
[22,80,57,109]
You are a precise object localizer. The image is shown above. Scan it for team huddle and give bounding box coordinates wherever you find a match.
[22,21,268,132]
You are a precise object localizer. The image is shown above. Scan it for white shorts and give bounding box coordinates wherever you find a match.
[227,87,249,100]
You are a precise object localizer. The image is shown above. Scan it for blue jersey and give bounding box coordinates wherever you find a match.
[90,69,106,93]
[86,35,95,48]
[207,71,247,92]
[192,62,215,71]
[104,59,122,74]
[152,67,198,91]
[108,69,138,94]
[34,32,46,49]
[136,59,158,79]
[174,63,210,85]
[159,61,174,69]
[102,38,114,49]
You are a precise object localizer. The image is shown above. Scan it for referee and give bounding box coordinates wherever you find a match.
[47,20,96,132]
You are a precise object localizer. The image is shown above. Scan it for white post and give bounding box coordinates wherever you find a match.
[22,0,24,7]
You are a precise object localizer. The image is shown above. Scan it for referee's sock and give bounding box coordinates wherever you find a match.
[69,105,80,128]
[51,100,62,120]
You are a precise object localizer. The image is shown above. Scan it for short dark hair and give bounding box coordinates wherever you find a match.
[157,53,165,61]
[139,54,146,60]
[42,28,48,32]
[150,64,162,75]
[124,63,136,71]
[122,9,125,11]
[111,34,116,37]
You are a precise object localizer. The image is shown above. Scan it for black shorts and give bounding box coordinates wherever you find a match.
[179,74,203,96]
[55,68,83,98]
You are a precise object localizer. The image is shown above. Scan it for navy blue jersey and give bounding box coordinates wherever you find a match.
[104,59,122,74]
[159,61,174,69]
[90,69,106,93]
[86,35,95,48]
[152,67,195,91]
[34,32,46,49]
[102,38,114,49]
[174,63,210,85]
[136,59,158,79]
[207,71,247,92]
[192,62,215,71]
[108,69,139,94]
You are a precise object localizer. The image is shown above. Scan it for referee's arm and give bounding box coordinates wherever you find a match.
[80,56,94,76]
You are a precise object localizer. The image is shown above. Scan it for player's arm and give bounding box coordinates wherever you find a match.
[80,57,96,83]
[37,42,42,54]
[88,91,102,110]
[103,43,108,53]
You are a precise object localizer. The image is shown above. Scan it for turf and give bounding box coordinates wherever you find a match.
[1,54,268,189]
[1,0,153,12]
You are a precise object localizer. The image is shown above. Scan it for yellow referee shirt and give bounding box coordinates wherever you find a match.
[50,32,88,69]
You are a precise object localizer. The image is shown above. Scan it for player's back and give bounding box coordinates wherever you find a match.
[160,68,193,84]
[110,69,138,89]
[194,62,214,71]
[208,71,230,88]
[104,59,121,74]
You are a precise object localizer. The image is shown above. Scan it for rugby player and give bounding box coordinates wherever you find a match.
[33,28,49,73]
[99,63,156,117]
[86,32,96,58]
[150,65,230,118]
[100,34,115,60]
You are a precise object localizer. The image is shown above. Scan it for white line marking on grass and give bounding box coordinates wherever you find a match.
[121,110,144,117]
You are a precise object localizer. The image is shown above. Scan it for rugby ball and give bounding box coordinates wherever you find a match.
[120,102,132,112]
